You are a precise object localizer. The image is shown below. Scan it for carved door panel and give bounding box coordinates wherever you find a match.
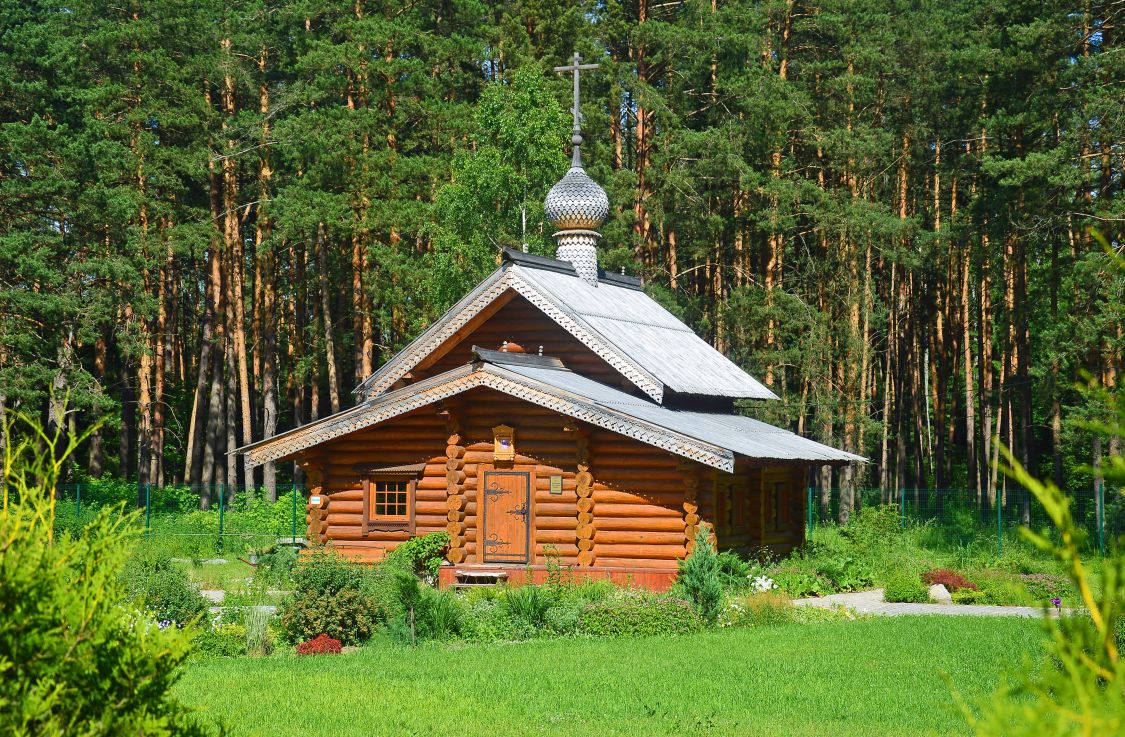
[481,471,531,564]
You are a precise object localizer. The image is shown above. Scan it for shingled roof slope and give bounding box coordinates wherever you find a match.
[353,249,778,403]
[239,350,861,471]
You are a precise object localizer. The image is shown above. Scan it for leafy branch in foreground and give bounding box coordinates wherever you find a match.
[960,385,1124,737]
[0,408,216,737]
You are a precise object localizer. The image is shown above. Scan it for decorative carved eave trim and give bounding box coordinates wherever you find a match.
[241,364,730,472]
[352,264,665,404]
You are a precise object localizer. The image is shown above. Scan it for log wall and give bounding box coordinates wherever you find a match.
[297,387,807,571]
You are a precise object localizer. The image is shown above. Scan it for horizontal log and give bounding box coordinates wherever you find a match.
[533,491,577,504]
[325,513,362,525]
[446,445,465,459]
[448,534,464,548]
[593,543,687,559]
[417,515,447,528]
[448,547,467,563]
[447,470,467,485]
[595,503,683,518]
[576,523,594,540]
[576,497,594,513]
[536,529,577,544]
[417,501,449,516]
[326,526,410,541]
[424,464,448,477]
[417,477,448,491]
[447,509,465,523]
[534,502,575,517]
[576,551,595,566]
[577,538,594,551]
[326,500,362,514]
[446,457,463,472]
[328,489,363,501]
[576,512,593,525]
[534,515,578,530]
[535,543,579,558]
[415,489,447,503]
[447,495,464,511]
[594,530,687,545]
[592,489,682,505]
[595,517,688,532]
[684,513,700,526]
[595,557,680,570]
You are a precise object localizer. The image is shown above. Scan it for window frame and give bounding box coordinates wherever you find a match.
[362,472,418,535]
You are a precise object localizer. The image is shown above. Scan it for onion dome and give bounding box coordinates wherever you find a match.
[544,164,609,231]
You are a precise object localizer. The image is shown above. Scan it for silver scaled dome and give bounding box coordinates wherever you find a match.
[544,165,609,231]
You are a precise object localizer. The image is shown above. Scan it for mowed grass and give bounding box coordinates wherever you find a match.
[176,616,1042,737]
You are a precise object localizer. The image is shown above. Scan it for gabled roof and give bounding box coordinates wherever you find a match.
[240,351,862,472]
[354,249,779,404]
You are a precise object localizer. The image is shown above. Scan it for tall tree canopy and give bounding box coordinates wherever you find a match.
[0,0,1120,517]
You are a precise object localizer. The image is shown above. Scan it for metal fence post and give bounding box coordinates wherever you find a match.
[899,488,905,529]
[996,491,1003,558]
[218,483,225,551]
[144,483,151,535]
[1098,482,1105,557]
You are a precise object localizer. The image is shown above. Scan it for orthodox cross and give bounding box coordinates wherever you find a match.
[554,51,599,166]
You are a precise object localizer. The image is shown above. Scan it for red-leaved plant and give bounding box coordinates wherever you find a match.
[922,569,979,592]
[296,633,342,656]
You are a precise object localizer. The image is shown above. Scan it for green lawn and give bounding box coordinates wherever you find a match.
[176,616,1042,737]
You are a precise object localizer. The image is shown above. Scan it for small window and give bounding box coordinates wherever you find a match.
[363,476,416,534]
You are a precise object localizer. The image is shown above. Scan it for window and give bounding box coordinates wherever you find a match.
[362,476,416,534]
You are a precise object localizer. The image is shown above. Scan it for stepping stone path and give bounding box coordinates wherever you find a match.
[793,588,1064,618]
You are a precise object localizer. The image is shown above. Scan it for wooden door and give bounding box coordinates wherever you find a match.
[481,470,531,564]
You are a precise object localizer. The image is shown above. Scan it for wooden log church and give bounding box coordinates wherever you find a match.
[237,55,861,590]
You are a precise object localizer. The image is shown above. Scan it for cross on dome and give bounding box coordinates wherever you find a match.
[544,51,609,287]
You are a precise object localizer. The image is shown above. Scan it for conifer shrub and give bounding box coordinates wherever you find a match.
[676,528,724,624]
[0,413,213,736]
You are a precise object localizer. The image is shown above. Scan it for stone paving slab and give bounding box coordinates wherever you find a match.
[793,588,1061,618]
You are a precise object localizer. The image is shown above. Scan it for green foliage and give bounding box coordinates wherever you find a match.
[718,592,795,628]
[279,549,378,646]
[193,624,246,658]
[384,532,451,580]
[121,553,210,626]
[577,592,703,638]
[502,584,553,629]
[952,589,989,605]
[883,572,930,604]
[963,386,1125,735]
[0,410,212,736]
[675,529,724,624]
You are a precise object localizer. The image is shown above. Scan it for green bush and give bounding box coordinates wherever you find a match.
[1,415,213,736]
[883,571,930,603]
[121,554,210,626]
[770,566,830,598]
[577,592,703,637]
[951,588,988,605]
[194,624,246,657]
[279,549,379,645]
[676,529,723,624]
[384,532,450,580]
[716,550,752,588]
[843,504,902,551]
[280,586,376,645]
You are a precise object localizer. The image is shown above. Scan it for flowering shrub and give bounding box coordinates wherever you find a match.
[296,633,342,655]
[922,568,978,593]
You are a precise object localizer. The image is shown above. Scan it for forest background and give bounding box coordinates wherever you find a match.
[0,0,1121,521]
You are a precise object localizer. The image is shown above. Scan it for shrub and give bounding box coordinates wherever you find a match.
[418,586,463,640]
[385,532,450,580]
[459,598,525,642]
[922,568,979,593]
[814,554,874,591]
[194,624,246,657]
[676,528,723,624]
[716,550,751,588]
[770,566,830,598]
[296,633,342,655]
[280,586,376,645]
[718,591,794,627]
[280,547,381,645]
[122,555,210,626]
[843,504,902,551]
[883,571,930,603]
[951,588,988,605]
[577,592,703,637]
[0,413,213,736]
[1017,573,1074,604]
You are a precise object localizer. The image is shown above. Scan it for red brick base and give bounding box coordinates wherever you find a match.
[438,563,678,591]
